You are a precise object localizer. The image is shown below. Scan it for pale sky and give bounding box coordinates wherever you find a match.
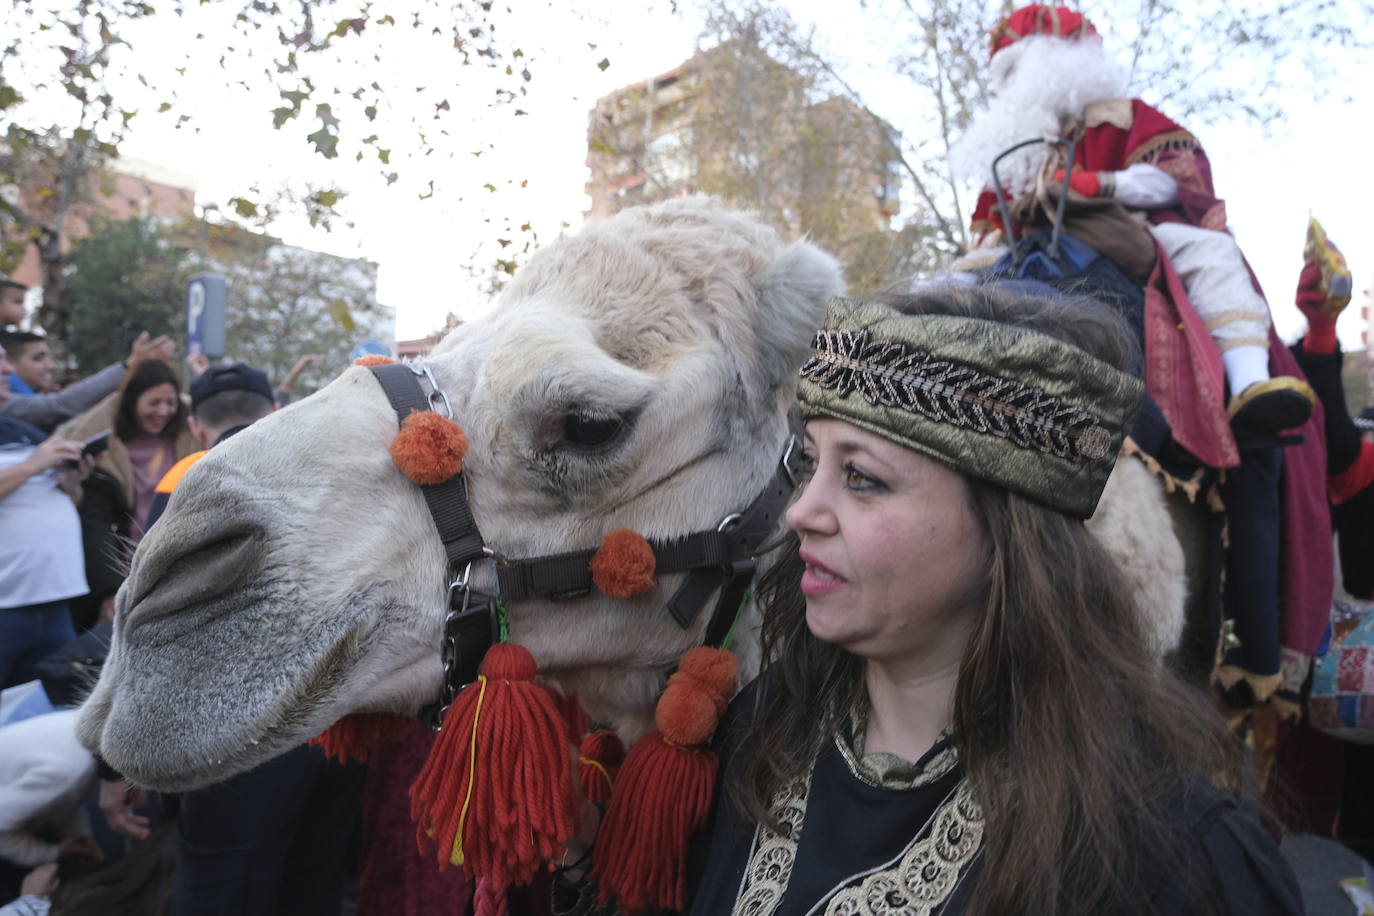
[17,0,1374,347]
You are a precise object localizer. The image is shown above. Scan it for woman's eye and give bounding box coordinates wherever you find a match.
[562,413,624,449]
[797,450,818,478]
[844,464,882,491]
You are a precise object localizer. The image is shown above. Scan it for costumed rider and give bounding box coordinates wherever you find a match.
[953,3,1314,434]
[952,3,1334,715]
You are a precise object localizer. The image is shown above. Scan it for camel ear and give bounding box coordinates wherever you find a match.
[753,239,844,390]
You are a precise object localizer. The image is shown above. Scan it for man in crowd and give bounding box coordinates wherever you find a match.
[0,331,54,395]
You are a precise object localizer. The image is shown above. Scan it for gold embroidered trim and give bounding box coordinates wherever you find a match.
[1125,130,1201,168]
[802,329,1113,463]
[732,769,984,916]
[823,781,984,916]
[1203,309,1270,331]
[1214,336,1272,352]
[834,708,958,791]
[735,773,812,916]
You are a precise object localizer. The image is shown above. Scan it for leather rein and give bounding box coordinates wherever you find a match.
[367,361,803,727]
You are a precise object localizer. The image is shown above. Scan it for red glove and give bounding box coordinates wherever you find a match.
[1051,168,1103,197]
[1295,261,1337,354]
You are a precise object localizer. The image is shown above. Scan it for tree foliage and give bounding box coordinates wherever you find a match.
[1,0,556,345]
[65,216,190,373]
[63,214,385,390]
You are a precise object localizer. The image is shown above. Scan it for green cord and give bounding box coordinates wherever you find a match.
[720,586,752,650]
[495,598,510,644]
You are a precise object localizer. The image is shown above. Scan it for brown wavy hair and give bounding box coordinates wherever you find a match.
[726,284,1241,915]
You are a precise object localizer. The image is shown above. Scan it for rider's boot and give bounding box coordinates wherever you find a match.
[1222,344,1314,436]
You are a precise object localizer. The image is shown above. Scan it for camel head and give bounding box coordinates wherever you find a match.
[77,197,842,791]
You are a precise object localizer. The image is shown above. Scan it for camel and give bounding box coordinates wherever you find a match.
[75,196,1185,792]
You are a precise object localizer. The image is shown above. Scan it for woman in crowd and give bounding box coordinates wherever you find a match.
[58,360,197,627]
[688,286,1301,914]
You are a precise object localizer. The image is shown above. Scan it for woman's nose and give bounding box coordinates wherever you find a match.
[785,475,835,536]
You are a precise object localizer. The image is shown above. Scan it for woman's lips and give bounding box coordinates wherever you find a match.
[799,551,847,597]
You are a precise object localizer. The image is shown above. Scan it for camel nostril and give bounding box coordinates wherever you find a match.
[126,523,268,625]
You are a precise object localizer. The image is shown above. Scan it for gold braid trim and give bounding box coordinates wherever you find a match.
[1125,130,1202,168]
[1214,665,1283,703]
[1121,436,1208,504]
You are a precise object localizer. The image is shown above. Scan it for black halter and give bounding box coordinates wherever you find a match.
[368,362,802,726]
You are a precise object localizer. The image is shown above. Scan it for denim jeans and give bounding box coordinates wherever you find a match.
[0,599,77,689]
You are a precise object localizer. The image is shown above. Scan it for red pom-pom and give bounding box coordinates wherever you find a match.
[390,409,468,485]
[579,729,626,805]
[354,354,396,367]
[409,643,578,889]
[309,712,409,762]
[677,646,739,705]
[589,529,656,598]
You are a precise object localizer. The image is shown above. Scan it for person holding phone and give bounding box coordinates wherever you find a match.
[0,414,96,689]
[57,360,199,628]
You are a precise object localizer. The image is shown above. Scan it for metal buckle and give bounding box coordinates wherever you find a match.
[403,358,454,419]
[432,582,499,730]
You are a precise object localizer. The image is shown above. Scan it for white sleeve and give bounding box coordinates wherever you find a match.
[1109,163,1179,209]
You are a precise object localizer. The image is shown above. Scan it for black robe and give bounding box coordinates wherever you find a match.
[687,682,1304,916]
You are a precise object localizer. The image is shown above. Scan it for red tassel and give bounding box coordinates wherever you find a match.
[409,643,578,889]
[578,729,626,805]
[309,713,408,763]
[591,647,738,912]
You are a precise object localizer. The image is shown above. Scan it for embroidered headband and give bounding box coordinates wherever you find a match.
[797,297,1143,518]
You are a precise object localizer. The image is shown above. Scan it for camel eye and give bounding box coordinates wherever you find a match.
[562,413,625,450]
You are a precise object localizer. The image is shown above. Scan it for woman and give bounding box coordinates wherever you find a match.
[58,360,197,627]
[688,287,1301,915]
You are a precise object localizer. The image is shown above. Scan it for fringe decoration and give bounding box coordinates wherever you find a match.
[1121,436,1207,505]
[591,647,738,912]
[578,730,626,806]
[354,355,396,367]
[309,713,410,763]
[1214,665,1283,704]
[409,643,578,889]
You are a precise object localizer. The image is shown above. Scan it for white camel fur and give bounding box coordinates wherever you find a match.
[76,196,1183,792]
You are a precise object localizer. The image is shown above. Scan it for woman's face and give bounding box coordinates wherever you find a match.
[786,418,990,671]
[135,383,179,437]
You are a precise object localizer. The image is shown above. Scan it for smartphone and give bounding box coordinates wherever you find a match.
[81,430,112,458]
[63,429,112,468]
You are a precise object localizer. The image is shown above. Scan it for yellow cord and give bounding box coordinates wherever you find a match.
[579,756,613,793]
[449,674,489,867]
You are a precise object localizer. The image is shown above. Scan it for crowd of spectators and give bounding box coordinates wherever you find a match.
[1,277,358,915]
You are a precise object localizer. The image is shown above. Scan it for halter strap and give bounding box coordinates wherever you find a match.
[367,361,801,715]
